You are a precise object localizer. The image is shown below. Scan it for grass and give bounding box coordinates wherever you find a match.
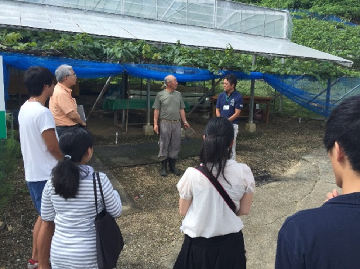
[0,116,21,212]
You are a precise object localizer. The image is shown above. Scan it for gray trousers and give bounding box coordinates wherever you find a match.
[158,120,181,160]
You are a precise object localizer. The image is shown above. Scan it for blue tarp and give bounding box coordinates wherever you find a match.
[2,52,359,118]
[123,63,222,82]
[1,52,124,77]
[1,52,223,106]
[1,52,124,106]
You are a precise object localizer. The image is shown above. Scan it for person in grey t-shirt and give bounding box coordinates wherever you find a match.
[153,75,190,177]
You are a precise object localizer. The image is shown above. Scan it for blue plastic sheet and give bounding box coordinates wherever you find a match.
[2,52,360,117]
[123,63,221,82]
[1,52,123,78]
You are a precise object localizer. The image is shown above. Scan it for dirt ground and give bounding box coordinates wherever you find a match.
[0,95,325,268]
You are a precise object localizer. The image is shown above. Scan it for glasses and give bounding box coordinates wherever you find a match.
[68,73,77,77]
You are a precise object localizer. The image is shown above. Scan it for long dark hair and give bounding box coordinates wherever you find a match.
[51,128,93,199]
[199,117,234,181]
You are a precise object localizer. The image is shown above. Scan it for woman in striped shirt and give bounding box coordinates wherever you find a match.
[38,128,122,269]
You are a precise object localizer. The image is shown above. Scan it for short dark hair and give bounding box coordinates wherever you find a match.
[323,96,360,172]
[224,73,237,87]
[24,66,55,97]
[199,117,234,181]
[51,128,93,199]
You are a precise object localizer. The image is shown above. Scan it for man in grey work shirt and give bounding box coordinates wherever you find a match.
[153,75,190,177]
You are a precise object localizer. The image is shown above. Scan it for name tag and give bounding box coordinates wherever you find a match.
[223,105,230,110]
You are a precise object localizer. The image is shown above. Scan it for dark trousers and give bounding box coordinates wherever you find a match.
[174,230,246,269]
[56,124,83,137]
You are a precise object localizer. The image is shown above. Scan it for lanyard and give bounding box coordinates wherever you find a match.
[225,90,235,103]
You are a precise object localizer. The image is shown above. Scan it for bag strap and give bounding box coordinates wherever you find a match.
[96,172,106,210]
[93,172,99,215]
[93,172,107,213]
[195,165,236,213]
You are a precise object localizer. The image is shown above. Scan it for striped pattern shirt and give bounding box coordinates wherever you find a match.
[41,165,122,269]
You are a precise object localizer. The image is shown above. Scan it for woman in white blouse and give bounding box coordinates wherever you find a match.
[174,117,255,269]
[38,128,122,269]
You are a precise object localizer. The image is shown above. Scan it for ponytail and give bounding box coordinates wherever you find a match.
[52,157,80,199]
[51,128,93,199]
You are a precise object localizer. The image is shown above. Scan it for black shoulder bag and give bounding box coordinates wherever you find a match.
[93,172,124,269]
[195,166,236,213]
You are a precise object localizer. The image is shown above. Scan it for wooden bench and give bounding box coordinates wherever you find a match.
[211,95,273,124]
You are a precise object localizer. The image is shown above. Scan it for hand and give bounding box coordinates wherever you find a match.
[325,189,339,202]
[154,124,159,134]
[184,122,190,129]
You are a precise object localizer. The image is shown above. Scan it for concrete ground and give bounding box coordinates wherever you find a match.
[241,148,337,269]
[91,141,337,268]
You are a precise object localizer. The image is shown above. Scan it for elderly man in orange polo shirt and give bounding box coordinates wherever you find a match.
[50,64,86,137]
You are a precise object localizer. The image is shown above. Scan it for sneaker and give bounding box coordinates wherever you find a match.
[27,258,38,269]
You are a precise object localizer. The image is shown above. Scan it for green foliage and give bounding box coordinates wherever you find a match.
[236,0,360,22]
[0,135,21,211]
[291,19,360,71]
[0,115,21,211]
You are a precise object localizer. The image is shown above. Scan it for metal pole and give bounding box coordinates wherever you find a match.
[87,75,113,120]
[121,72,128,129]
[186,0,188,25]
[213,0,217,28]
[146,79,151,125]
[249,55,257,124]
[210,78,215,117]
[325,78,331,117]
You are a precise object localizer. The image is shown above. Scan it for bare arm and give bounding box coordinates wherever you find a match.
[153,109,159,134]
[179,109,190,129]
[67,110,86,126]
[179,198,192,216]
[37,220,55,269]
[228,108,241,122]
[236,192,253,216]
[41,129,63,160]
[216,108,221,117]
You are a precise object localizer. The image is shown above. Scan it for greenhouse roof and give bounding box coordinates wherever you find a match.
[0,0,353,67]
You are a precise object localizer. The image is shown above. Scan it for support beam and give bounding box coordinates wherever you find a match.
[0,55,6,139]
[143,79,154,135]
[245,55,257,133]
[87,75,113,120]
[325,78,331,117]
[146,79,151,125]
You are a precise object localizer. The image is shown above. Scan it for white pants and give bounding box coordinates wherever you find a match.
[231,124,238,160]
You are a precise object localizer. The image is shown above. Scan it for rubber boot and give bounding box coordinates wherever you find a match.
[168,158,181,176]
[160,159,167,177]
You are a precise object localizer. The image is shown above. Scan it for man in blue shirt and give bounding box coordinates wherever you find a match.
[216,73,243,160]
[275,95,360,269]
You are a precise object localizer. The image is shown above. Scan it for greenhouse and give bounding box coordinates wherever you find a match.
[0,0,352,65]
[0,0,354,138]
